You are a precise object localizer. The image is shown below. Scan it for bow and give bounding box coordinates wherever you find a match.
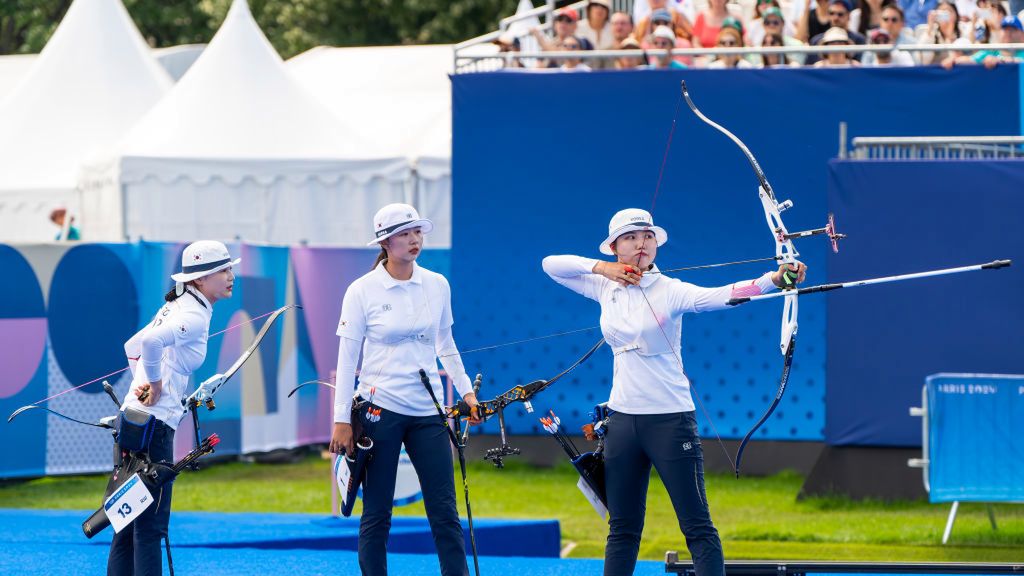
[447,337,605,468]
[679,80,849,476]
[633,81,845,477]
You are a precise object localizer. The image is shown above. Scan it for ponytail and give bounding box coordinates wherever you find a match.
[164,281,194,302]
[371,247,387,271]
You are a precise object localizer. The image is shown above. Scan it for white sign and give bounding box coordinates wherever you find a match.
[335,455,354,505]
[103,473,154,533]
[577,477,607,519]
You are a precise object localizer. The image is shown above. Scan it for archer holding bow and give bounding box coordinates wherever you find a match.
[110,240,238,575]
[329,203,482,576]
[542,208,806,576]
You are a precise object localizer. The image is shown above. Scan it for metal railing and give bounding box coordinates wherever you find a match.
[850,136,1024,159]
[453,42,1024,73]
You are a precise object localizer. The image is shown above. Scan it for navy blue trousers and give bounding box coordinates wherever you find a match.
[107,420,175,576]
[603,411,725,576]
[359,407,468,576]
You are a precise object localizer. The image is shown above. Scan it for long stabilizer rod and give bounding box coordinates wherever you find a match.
[728,260,1012,306]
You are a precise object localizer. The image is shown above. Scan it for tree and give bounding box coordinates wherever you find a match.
[0,0,519,59]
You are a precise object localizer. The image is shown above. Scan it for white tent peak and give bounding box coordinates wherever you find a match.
[0,0,171,192]
[113,0,379,160]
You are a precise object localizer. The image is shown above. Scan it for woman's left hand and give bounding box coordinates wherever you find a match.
[463,393,484,426]
[772,261,807,289]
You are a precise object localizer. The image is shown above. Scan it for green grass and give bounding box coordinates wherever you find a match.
[2,455,1022,562]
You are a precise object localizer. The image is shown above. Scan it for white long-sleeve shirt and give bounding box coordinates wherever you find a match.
[122,290,212,428]
[334,262,474,424]
[542,255,777,415]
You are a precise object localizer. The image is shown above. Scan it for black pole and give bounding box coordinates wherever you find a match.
[419,369,480,576]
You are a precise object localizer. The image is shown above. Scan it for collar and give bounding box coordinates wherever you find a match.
[185,288,213,312]
[376,261,423,290]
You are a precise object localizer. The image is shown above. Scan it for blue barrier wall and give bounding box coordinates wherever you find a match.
[924,374,1024,503]
[451,66,1020,443]
[826,160,1024,446]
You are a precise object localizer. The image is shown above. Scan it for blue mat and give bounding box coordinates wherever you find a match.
[0,509,666,575]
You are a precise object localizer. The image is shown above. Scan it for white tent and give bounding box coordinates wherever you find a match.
[0,0,171,242]
[81,0,411,246]
[286,44,455,247]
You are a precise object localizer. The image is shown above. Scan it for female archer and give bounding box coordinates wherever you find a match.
[542,208,806,576]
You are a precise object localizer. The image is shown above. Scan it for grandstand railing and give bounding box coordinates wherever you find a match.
[850,136,1024,160]
[453,43,1024,74]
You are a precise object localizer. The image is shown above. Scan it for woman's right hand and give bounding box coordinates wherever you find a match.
[330,423,354,455]
[593,261,643,286]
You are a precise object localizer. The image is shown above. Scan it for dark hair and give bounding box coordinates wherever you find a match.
[881,3,904,22]
[762,33,791,65]
[855,0,873,35]
[936,0,960,38]
[372,246,387,270]
[164,282,194,302]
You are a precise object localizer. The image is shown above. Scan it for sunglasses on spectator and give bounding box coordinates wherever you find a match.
[556,16,573,23]
[829,10,848,16]
[882,16,901,22]
[765,19,783,25]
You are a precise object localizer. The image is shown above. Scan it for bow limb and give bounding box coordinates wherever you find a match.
[7,405,114,430]
[287,380,336,398]
[222,305,299,382]
[187,304,300,407]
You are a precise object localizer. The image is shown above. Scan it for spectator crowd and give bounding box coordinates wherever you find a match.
[490,0,1024,69]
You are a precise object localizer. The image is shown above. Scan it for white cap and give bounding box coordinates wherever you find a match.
[599,208,668,255]
[653,25,676,42]
[367,203,434,246]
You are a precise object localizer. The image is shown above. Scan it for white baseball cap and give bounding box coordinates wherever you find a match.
[367,203,434,246]
[599,208,668,255]
[171,240,240,283]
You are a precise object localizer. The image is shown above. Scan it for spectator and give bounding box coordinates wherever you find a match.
[578,0,616,51]
[900,0,937,29]
[630,0,688,30]
[648,25,689,68]
[616,36,648,68]
[917,0,960,65]
[560,36,593,71]
[755,7,809,64]
[532,8,594,52]
[879,4,917,45]
[641,8,697,66]
[863,27,916,65]
[492,32,523,68]
[850,0,886,35]
[49,208,80,241]
[814,26,862,65]
[611,11,636,47]
[693,0,738,48]
[945,15,1024,68]
[806,0,867,64]
[798,0,835,42]
[637,2,694,43]
[708,26,754,67]
[748,0,796,45]
[761,31,801,66]
[532,8,593,68]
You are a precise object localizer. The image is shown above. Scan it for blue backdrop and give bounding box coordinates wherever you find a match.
[826,160,1024,446]
[451,65,1021,444]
